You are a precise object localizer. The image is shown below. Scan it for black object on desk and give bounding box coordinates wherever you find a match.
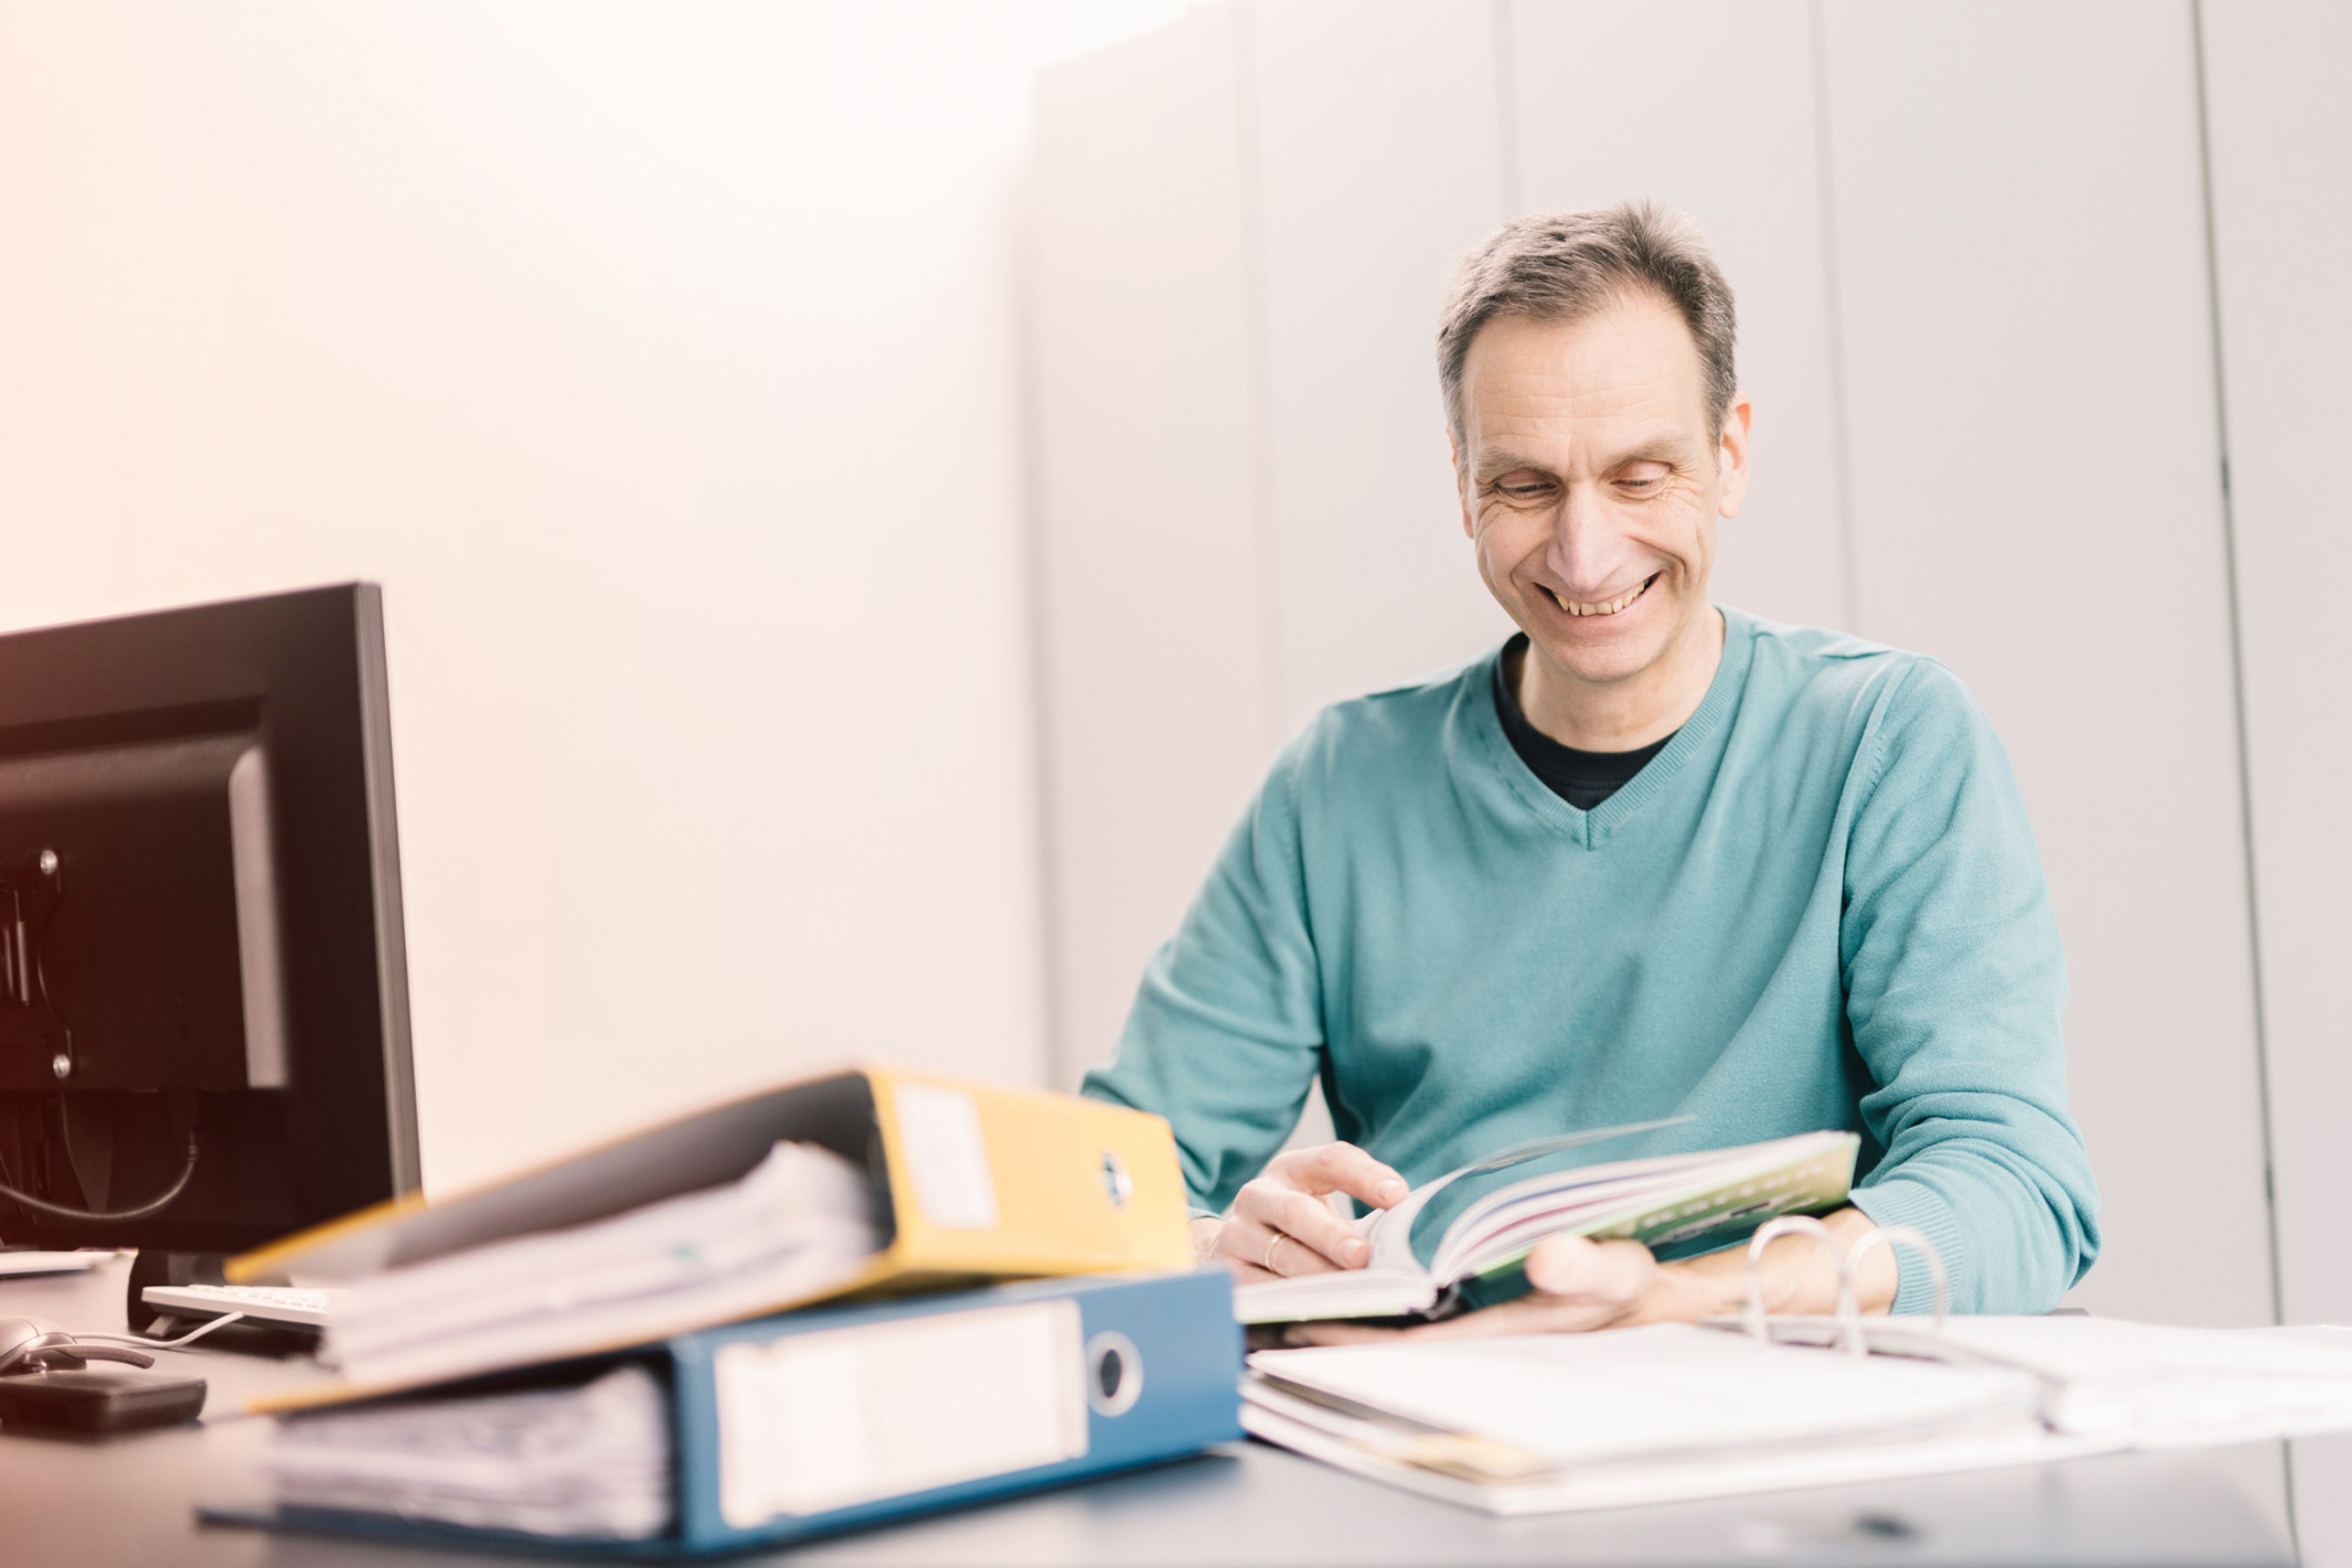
[0,1364,207,1433]
[0,1312,207,1432]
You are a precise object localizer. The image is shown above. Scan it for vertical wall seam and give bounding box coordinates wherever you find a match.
[1492,0,1520,215]
[1233,0,1287,748]
[1805,0,1863,637]
[1009,168,1073,1089]
[2188,1,2294,1544]
[2189,0,2285,1333]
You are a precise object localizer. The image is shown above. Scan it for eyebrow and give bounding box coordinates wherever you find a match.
[1474,431,1693,480]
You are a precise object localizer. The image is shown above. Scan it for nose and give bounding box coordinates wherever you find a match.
[1544,483,1637,598]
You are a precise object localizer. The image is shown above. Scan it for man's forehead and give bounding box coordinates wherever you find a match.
[1459,302,1708,451]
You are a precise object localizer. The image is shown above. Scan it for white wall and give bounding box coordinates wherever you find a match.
[1028,5,1281,1094]
[0,0,1144,1195]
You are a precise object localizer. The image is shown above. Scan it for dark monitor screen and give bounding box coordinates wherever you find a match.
[0,585,419,1254]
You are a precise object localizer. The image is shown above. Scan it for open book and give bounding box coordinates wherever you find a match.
[1236,1126,1860,1324]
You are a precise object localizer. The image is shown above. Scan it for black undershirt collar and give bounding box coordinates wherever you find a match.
[1491,633,1677,812]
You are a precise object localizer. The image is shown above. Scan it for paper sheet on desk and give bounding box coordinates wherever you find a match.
[1240,1322,2134,1515]
[1239,1390,2119,1516]
[0,1251,113,1277]
[1851,1316,2352,1445]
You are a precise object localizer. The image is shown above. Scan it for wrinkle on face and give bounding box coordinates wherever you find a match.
[1451,293,1747,749]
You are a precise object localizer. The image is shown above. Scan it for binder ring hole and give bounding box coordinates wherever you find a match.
[1085,1330,1143,1416]
[1098,1151,1132,1208]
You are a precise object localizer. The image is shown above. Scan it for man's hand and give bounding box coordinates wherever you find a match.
[1198,1142,1410,1284]
[1285,1204,1898,1344]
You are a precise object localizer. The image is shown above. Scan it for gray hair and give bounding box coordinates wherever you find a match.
[1436,202,1738,447]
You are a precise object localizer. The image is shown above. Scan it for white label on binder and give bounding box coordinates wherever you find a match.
[714,1300,1088,1526]
[893,1083,1001,1231]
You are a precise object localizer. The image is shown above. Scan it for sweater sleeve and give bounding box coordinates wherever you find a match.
[1841,659,2102,1313]
[1079,740,1328,1215]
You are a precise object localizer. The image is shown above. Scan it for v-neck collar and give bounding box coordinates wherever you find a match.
[1462,606,1755,848]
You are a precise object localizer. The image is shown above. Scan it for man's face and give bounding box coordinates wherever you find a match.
[1453,294,1749,690]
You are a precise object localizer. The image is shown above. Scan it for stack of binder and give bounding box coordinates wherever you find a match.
[206,1066,1243,1555]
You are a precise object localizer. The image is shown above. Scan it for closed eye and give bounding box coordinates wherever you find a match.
[1612,461,1673,496]
[1487,472,1558,503]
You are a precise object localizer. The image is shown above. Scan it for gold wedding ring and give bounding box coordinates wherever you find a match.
[1262,1233,1287,1273]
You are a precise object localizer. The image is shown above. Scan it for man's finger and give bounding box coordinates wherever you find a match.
[1217,1215,1344,1277]
[1233,1181,1369,1269]
[1273,1143,1410,1210]
[1524,1233,1655,1306]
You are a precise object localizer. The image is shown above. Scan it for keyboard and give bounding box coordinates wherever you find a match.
[142,1282,348,1328]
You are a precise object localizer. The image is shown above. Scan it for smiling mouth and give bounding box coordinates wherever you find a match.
[1543,573,1659,618]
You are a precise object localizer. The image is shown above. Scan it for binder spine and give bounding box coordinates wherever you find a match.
[670,1271,1241,1551]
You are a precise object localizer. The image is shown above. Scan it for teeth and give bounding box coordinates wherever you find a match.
[1563,578,1651,617]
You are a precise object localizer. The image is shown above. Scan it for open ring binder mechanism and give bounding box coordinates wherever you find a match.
[1699,1215,1954,1357]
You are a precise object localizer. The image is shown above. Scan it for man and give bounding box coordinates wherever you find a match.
[1082,204,2099,1334]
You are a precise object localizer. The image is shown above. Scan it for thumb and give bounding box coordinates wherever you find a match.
[1524,1234,1655,1306]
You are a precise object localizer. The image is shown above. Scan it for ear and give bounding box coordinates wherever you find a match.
[1715,395,1754,521]
[1449,426,1475,540]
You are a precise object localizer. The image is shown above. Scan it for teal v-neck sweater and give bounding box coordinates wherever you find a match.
[1082,607,2099,1314]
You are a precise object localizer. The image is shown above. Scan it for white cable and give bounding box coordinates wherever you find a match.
[76,1311,248,1352]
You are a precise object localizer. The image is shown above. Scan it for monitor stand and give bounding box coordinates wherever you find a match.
[125,1248,224,1334]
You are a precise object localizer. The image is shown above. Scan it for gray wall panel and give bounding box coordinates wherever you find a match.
[1511,0,1854,635]
[2199,0,2352,1556]
[1820,1,2272,1328]
[1029,7,1279,1085]
[1250,0,1515,733]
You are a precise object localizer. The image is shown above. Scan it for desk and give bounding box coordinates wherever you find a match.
[0,1259,2298,1567]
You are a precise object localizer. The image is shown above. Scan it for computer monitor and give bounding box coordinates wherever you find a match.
[0,585,419,1325]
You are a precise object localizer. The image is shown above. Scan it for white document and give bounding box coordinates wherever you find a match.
[1250,1323,2041,1470]
[1852,1316,2352,1444]
[1241,1324,2118,1516]
[0,1250,113,1278]
[322,1140,882,1393]
[1240,1388,2115,1517]
[1243,1316,2352,1516]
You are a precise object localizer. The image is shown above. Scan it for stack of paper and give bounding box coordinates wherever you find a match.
[1246,1315,2352,1515]
[1242,1324,2099,1514]
[1850,1317,2352,1443]
[261,1363,672,1540]
[324,1140,882,1392]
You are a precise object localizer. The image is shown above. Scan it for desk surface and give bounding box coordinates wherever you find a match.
[0,1259,2300,1568]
